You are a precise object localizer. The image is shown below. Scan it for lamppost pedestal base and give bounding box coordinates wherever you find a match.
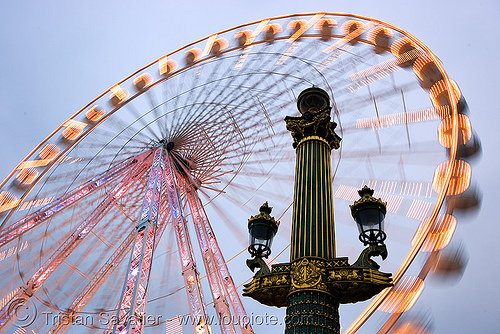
[286,290,340,334]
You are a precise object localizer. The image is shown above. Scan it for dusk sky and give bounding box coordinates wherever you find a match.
[0,1,498,333]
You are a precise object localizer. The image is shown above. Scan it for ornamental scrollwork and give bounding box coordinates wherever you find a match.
[291,258,324,289]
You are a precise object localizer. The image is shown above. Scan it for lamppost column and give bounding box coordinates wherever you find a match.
[290,137,336,260]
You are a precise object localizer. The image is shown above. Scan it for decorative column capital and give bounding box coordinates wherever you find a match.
[284,107,342,150]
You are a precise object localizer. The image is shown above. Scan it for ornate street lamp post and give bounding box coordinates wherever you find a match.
[243,87,392,333]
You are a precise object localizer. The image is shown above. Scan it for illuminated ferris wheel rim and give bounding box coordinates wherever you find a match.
[0,12,466,333]
[1,11,460,183]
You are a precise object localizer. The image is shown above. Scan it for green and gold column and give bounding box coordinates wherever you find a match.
[290,136,337,260]
[284,88,341,334]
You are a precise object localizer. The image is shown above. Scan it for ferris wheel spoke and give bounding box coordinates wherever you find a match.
[186,185,254,334]
[236,153,295,167]
[162,75,274,144]
[35,150,150,209]
[167,75,201,135]
[171,67,286,126]
[160,83,183,138]
[236,137,292,157]
[73,133,151,154]
[337,141,442,160]
[97,113,147,144]
[91,115,157,145]
[199,168,233,185]
[161,151,214,333]
[139,89,165,140]
[191,55,283,115]
[0,155,146,250]
[27,154,135,200]
[158,106,211,146]
[335,81,421,115]
[47,229,136,334]
[182,66,205,108]
[202,194,247,246]
[196,63,254,112]
[159,82,179,139]
[236,170,295,183]
[181,50,275,110]
[0,155,148,331]
[101,121,157,150]
[144,89,171,141]
[128,103,163,143]
[184,186,239,334]
[49,192,173,334]
[179,102,242,140]
[189,58,237,109]
[43,142,151,198]
[107,147,166,334]
[169,119,216,146]
[217,179,290,211]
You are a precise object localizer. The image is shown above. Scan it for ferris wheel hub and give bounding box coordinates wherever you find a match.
[166,141,175,151]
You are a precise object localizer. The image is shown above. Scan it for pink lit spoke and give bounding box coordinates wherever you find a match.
[163,152,211,334]
[0,156,149,330]
[48,230,136,334]
[0,154,147,249]
[186,186,254,334]
[185,186,237,334]
[109,147,166,334]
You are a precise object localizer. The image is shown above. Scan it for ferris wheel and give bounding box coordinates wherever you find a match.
[0,12,480,334]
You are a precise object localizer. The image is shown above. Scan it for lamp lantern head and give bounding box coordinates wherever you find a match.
[350,186,387,245]
[247,202,280,258]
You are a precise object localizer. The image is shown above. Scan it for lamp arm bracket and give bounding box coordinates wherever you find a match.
[352,244,388,270]
[246,257,271,277]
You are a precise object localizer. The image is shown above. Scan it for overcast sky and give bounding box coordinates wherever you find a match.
[0,1,498,333]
